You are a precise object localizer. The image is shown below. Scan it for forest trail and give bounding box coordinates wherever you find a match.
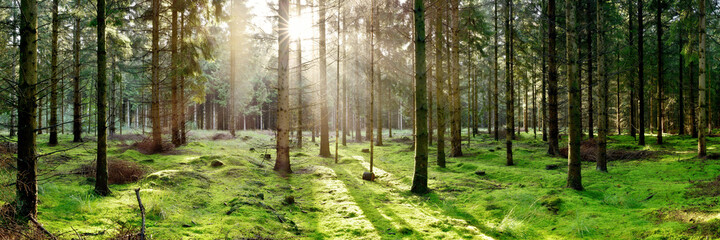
[307,152,494,239]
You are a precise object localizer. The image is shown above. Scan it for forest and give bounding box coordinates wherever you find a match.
[1,0,720,239]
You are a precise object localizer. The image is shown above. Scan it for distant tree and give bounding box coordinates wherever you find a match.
[435,0,446,168]
[150,0,161,152]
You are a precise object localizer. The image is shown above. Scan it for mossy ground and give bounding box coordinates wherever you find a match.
[1,129,719,239]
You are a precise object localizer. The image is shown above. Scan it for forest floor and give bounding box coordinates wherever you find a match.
[1,129,720,239]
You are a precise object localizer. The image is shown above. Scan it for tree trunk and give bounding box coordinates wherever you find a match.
[494,0,500,141]
[48,0,59,145]
[505,0,514,166]
[656,1,663,144]
[597,0,608,172]
[587,1,594,139]
[567,0,583,190]
[547,0,559,155]
[16,0,38,220]
[151,0,162,152]
[698,0,707,157]
[95,0,110,196]
[73,0,82,143]
[275,0,291,175]
[450,0,462,157]
[171,0,181,145]
[678,34,685,135]
[542,0,547,141]
[638,0,645,146]
[435,0,446,168]
[319,0,331,157]
[629,0,636,138]
[410,0,428,195]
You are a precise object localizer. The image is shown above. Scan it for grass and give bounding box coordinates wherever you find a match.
[1,129,719,239]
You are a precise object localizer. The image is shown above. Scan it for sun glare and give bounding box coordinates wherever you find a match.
[289,13,313,40]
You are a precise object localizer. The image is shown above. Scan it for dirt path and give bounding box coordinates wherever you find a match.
[309,152,494,239]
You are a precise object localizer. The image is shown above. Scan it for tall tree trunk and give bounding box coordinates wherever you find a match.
[435,0,446,168]
[547,0,560,155]
[335,2,341,163]
[228,1,237,137]
[179,12,187,144]
[542,0,547,141]
[171,0,181,145]
[494,0,500,141]
[275,0,291,174]
[449,0,462,157]
[319,0,331,157]
[629,0,636,138]
[586,1,594,139]
[368,0,376,173]
[637,0,645,146]
[597,0,608,172]
[656,0,663,144]
[296,0,304,148]
[411,0,429,195]
[698,0,707,157]
[49,0,59,145]
[16,0,38,220]
[73,0,82,142]
[95,0,110,196]
[504,0,514,166]
[377,70,383,146]
[678,33,685,135]
[567,0,583,190]
[151,0,162,152]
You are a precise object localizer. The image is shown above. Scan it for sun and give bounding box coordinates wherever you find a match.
[289,12,313,40]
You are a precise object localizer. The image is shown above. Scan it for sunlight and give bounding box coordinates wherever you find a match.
[289,13,313,40]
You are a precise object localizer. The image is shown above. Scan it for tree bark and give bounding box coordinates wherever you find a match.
[95,0,110,196]
[49,0,59,145]
[435,0,446,168]
[171,0,181,145]
[494,0,500,141]
[410,0,428,195]
[567,0,583,190]
[656,0,663,144]
[638,0,645,146]
[16,0,38,220]
[449,0,462,157]
[597,0,608,172]
[547,0,559,155]
[275,0,291,175]
[151,0,162,152]
[319,0,331,157]
[73,0,82,143]
[698,0,707,157]
[505,0,514,166]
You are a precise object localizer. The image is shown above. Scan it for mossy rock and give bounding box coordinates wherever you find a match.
[145,170,211,187]
[210,160,225,167]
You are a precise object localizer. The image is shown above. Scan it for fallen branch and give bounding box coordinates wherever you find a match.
[135,188,146,240]
[29,217,57,240]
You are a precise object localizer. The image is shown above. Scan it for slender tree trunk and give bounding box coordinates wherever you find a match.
[296,0,304,148]
[369,0,375,173]
[16,0,38,220]
[505,0,514,166]
[542,0,547,141]
[597,0,608,172]
[377,70,383,146]
[411,0,428,195]
[95,0,110,196]
[449,0,462,157]
[698,0,707,157]
[638,0,645,146]
[494,0,500,141]
[151,0,162,152]
[587,1,594,139]
[435,0,446,168]
[179,12,187,144]
[73,1,82,142]
[275,0,291,174]
[319,0,331,157]
[691,64,697,138]
[629,0,636,138]
[678,34,685,135]
[49,0,59,145]
[342,10,347,146]
[567,0,583,190]
[547,0,560,155]
[335,3,341,163]
[171,0,181,145]
[656,1,663,144]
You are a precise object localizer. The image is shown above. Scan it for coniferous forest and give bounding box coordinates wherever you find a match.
[2,0,720,238]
